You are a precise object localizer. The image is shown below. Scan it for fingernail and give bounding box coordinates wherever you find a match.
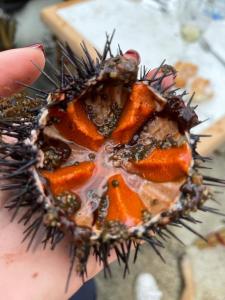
[25,43,45,53]
[123,49,140,65]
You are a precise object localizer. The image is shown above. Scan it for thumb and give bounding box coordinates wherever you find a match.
[0,44,45,97]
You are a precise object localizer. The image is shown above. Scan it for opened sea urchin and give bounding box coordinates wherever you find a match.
[0,34,224,287]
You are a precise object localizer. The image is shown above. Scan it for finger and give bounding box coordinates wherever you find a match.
[123,49,141,65]
[0,44,45,97]
[146,67,176,91]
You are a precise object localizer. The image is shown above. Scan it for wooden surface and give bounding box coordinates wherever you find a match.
[198,117,225,155]
[41,0,225,156]
[180,256,195,300]
[41,0,97,58]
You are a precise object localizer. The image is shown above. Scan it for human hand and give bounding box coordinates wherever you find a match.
[0,45,114,300]
[0,46,175,300]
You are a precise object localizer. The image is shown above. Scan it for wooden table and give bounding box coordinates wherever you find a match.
[41,0,225,156]
[42,0,97,58]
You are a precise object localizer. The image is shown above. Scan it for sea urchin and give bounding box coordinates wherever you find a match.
[0,33,224,289]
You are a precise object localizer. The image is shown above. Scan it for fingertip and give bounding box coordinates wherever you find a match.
[0,46,46,97]
[123,49,141,65]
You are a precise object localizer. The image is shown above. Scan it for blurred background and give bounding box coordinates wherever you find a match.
[0,0,225,299]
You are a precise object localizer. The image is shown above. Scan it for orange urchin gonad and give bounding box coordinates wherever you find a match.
[0,34,224,288]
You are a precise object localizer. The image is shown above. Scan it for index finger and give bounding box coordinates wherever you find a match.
[0,45,45,97]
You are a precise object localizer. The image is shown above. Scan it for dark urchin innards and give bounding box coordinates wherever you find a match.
[0,33,224,289]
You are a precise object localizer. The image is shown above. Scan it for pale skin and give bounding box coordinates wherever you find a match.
[0,46,110,300]
[0,46,174,300]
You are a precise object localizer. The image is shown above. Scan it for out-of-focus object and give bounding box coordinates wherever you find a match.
[135,273,162,300]
[13,0,57,52]
[200,38,225,69]
[174,61,213,103]
[180,256,195,300]
[194,227,225,249]
[190,77,214,102]
[131,0,178,14]
[180,229,225,300]
[178,0,214,44]
[174,61,198,88]
[209,0,225,20]
[0,9,17,50]
[178,0,215,63]
[0,0,30,14]
[141,0,171,13]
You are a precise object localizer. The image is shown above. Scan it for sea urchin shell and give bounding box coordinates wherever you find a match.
[0,34,224,289]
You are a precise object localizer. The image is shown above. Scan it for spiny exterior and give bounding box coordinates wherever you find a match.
[0,33,224,289]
